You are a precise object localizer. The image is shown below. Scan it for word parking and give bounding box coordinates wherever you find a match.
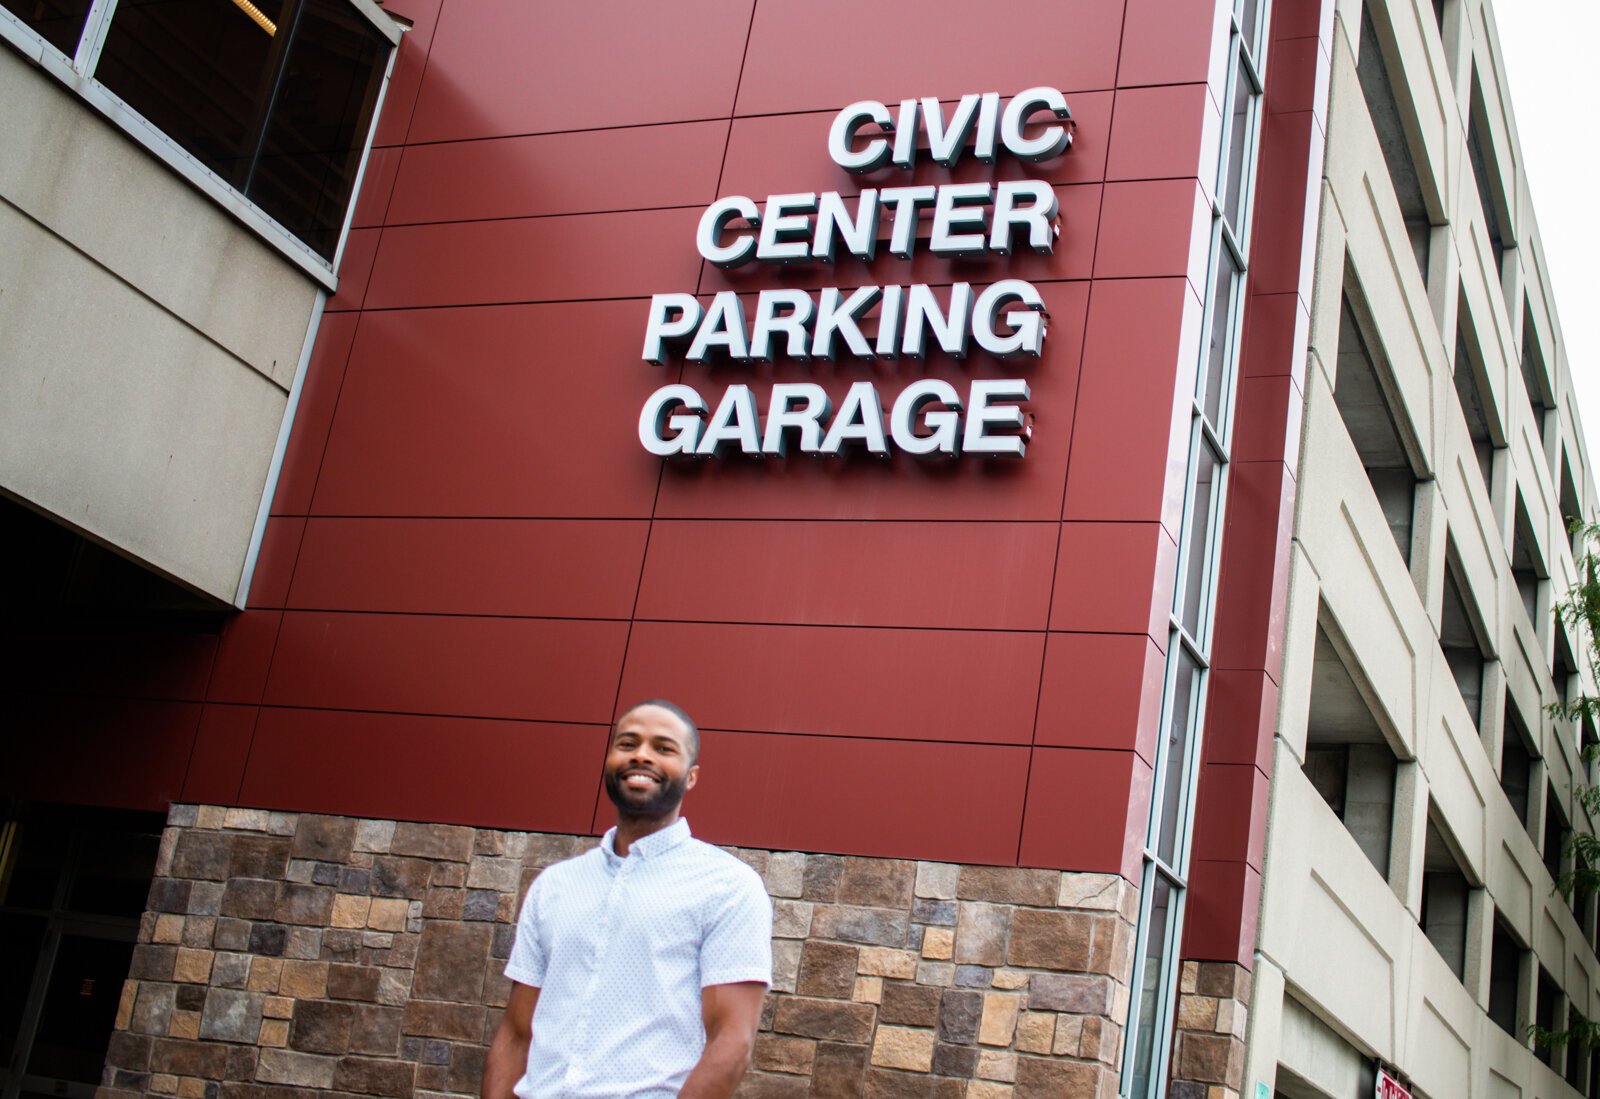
[637,88,1073,460]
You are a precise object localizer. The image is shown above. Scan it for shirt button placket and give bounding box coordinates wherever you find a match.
[573,861,626,1086]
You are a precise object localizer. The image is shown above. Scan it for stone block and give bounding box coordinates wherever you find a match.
[377,969,412,1007]
[1006,910,1092,971]
[328,965,383,1002]
[107,1032,152,1072]
[465,857,519,893]
[169,1011,202,1040]
[798,941,860,999]
[182,917,217,950]
[354,821,395,854]
[853,976,883,1004]
[772,900,813,939]
[130,945,177,981]
[278,961,329,1000]
[1015,1013,1055,1055]
[172,832,234,881]
[1177,995,1219,1031]
[314,864,343,887]
[858,948,918,980]
[957,868,1057,908]
[953,966,991,990]
[810,1042,868,1099]
[1053,1016,1084,1056]
[333,1056,416,1098]
[283,928,323,959]
[871,1027,935,1072]
[258,1020,290,1048]
[230,836,291,880]
[937,990,982,1044]
[916,962,955,986]
[263,997,294,1020]
[1086,917,1131,978]
[390,823,473,863]
[221,881,281,922]
[991,970,1029,991]
[193,883,227,918]
[913,899,957,926]
[403,1002,485,1041]
[771,939,801,994]
[915,863,959,900]
[737,1074,811,1098]
[212,953,252,989]
[276,884,334,926]
[413,924,493,1002]
[173,987,204,1015]
[325,929,363,963]
[954,904,1010,966]
[1027,974,1111,1014]
[802,856,842,901]
[422,889,465,921]
[350,1006,405,1056]
[1056,874,1123,911]
[244,924,285,956]
[149,879,193,914]
[172,948,215,985]
[225,1045,259,1080]
[965,1081,1013,1099]
[371,859,433,900]
[754,1034,816,1075]
[838,858,915,909]
[150,1039,228,1079]
[766,852,805,898]
[879,983,941,1027]
[199,989,263,1044]
[291,817,357,862]
[361,898,404,932]
[933,1042,979,1078]
[154,915,185,945]
[772,998,875,1043]
[976,1050,1016,1082]
[922,928,954,960]
[223,809,271,832]
[978,993,1020,1047]
[811,906,909,947]
[1013,1056,1100,1098]
[446,1043,487,1093]
[131,985,176,1036]
[290,1001,355,1054]
[1176,1033,1240,1087]
[257,1049,337,1089]
[331,895,371,930]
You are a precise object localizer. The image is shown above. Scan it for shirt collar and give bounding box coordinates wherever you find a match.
[600,817,692,863]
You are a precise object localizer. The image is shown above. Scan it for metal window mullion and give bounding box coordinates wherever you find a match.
[1143,636,1188,845]
[1192,456,1231,653]
[71,0,119,76]
[1170,416,1210,621]
[1144,885,1191,1098]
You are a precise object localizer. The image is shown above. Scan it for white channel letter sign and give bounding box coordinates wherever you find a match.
[638,88,1073,460]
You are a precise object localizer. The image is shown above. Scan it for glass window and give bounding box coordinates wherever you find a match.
[88,0,388,259]
[1178,442,1221,639]
[0,0,92,56]
[1129,875,1173,1096]
[1221,56,1253,230]
[1200,247,1241,431]
[1157,650,1203,863]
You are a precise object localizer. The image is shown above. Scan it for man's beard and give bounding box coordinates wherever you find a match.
[603,768,687,819]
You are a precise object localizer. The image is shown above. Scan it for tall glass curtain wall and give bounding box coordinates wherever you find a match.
[1122,1,1268,1094]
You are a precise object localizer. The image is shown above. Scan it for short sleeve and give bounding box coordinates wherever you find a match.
[699,867,773,988]
[504,874,546,987]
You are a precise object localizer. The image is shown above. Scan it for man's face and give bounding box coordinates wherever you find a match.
[603,705,699,818]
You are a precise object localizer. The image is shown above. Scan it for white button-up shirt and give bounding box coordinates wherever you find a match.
[505,818,772,1098]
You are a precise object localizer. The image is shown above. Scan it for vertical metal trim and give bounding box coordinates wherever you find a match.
[71,0,119,76]
[233,289,327,609]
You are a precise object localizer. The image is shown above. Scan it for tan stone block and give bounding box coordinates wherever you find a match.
[858,947,918,979]
[172,949,214,984]
[955,902,1011,966]
[870,1026,935,1072]
[259,1019,290,1048]
[263,995,294,1020]
[754,1033,815,1075]
[991,969,1029,990]
[916,961,955,986]
[772,900,813,939]
[766,852,806,899]
[1006,909,1092,970]
[247,957,283,993]
[977,1050,1017,1082]
[279,960,329,999]
[116,981,137,1030]
[978,992,1021,1047]
[195,806,227,830]
[177,1077,207,1099]
[771,939,801,994]
[367,897,409,932]
[330,894,370,929]
[150,1073,178,1094]
[222,808,271,832]
[853,976,883,1004]
[1056,873,1122,911]
[922,927,954,960]
[169,1011,201,1040]
[1178,995,1218,1031]
[1179,960,1200,994]
[1015,1012,1054,1054]
[154,915,185,945]
[966,1082,1013,1099]
[959,867,1057,907]
[1053,1014,1083,1056]
[916,862,959,900]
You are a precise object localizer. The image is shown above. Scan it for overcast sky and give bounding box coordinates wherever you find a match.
[1488,4,1600,475]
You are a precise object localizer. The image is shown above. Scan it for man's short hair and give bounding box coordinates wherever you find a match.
[618,699,700,764]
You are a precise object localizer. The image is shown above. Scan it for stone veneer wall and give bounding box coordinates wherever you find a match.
[100,806,1139,1099]
[1166,962,1250,1099]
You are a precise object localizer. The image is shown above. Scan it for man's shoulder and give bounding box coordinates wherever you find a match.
[679,838,769,895]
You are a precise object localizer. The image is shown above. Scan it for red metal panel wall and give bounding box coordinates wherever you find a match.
[6,0,1280,877]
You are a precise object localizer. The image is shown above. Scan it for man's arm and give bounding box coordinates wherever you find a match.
[480,982,539,1099]
[676,981,766,1099]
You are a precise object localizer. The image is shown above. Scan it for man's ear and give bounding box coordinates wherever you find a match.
[684,764,700,793]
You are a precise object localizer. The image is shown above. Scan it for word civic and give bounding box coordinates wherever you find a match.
[637,88,1072,460]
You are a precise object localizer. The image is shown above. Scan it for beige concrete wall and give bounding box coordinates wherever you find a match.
[1249,0,1600,1096]
[0,45,322,603]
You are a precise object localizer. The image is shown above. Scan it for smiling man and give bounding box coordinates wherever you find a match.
[481,700,772,1099]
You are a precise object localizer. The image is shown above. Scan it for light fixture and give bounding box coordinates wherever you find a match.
[230,0,277,36]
